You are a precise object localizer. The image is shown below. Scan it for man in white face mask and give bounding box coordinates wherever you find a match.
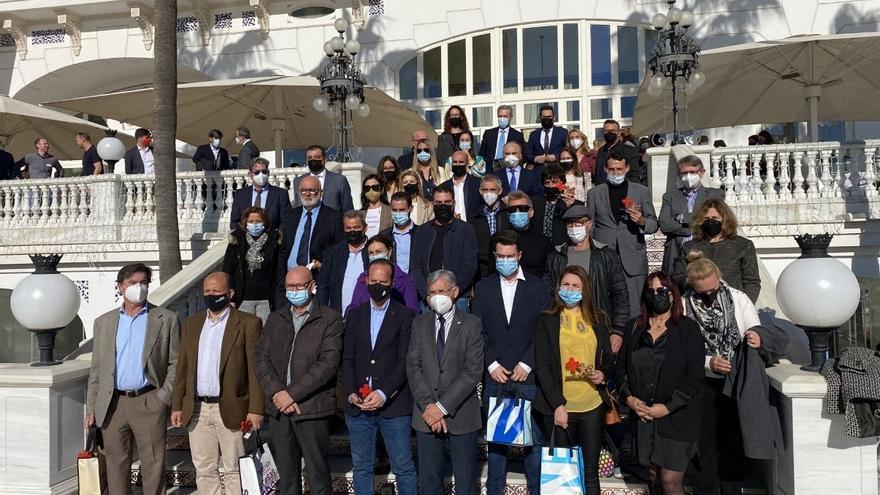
[658,155,724,274]
[229,157,290,231]
[406,269,484,495]
[86,263,181,495]
[490,141,541,197]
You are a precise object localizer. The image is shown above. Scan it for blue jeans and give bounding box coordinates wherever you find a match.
[483,381,543,495]
[344,413,416,495]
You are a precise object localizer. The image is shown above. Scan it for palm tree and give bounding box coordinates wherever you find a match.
[153,0,182,280]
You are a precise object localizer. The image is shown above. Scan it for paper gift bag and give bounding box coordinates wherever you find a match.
[77,426,106,495]
[240,431,280,495]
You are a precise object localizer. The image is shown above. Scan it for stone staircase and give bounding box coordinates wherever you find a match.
[132,426,651,494]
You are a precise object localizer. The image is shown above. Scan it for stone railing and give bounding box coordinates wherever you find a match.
[148,239,229,321]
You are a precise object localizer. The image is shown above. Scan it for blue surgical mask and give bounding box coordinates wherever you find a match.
[496,258,519,277]
[417,151,431,163]
[607,174,626,186]
[211,138,221,148]
[559,289,583,306]
[509,211,529,229]
[392,211,410,227]
[459,141,472,151]
[498,117,510,129]
[246,223,265,236]
[286,289,310,307]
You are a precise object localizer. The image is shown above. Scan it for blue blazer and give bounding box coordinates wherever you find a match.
[410,219,479,297]
[229,184,290,231]
[472,271,552,381]
[491,166,543,197]
[316,241,370,312]
[478,126,526,163]
[342,300,415,418]
[123,146,153,175]
[525,126,568,164]
[293,171,354,213]
[439,175,482,220]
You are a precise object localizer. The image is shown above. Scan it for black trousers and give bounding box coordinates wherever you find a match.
[696,377,744,495]
[539,406,605,495]
[416,429,480,495]
[268,414,332,495]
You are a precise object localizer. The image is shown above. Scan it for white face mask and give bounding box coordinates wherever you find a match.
[124,284,148,304]
[567,226,587,244]
[680,172,701,189]
[504,154,520,168]
[607,173,626,186]
[430,294,453,314]
[253,172,268,187]
[570,138,583,149]
[210,138,221,148]
[482,192,499,206]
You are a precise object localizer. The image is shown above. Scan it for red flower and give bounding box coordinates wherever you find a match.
[554,182,567,193]
[621,197,634,208]
[240,419,252,433]
[359,383,373,399]
[565,357,580,373]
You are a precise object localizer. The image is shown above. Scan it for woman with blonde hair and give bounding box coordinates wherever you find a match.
[399,169,434,225]
[672,198,760,302]
[567,129,592,176]
[413,138,451,200]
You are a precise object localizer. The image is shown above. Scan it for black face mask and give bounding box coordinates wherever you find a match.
[346,230,366,246]
[560,159,574,171]
[434,204,454,224]
[383,171,398,182]
[204,293,230,313]
[540,118,555,129]
[697,290,718,307]
[544,185,560,199]
[403,183,420,196]
[644,293,672,315]
[367,282,392,303]
[603,131,618,144]
[450,117,462,128]
[701,218,723,238]
[452,165,467,178]
[307,159,324,174]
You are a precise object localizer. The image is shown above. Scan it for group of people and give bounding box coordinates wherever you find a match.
[84,103,775,495]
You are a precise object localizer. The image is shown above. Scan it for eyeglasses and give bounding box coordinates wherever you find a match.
[644,286,671,297]
[300,188,320,194]
[364,184,383,192]
[507,205,530,213]
[285,283,311,291]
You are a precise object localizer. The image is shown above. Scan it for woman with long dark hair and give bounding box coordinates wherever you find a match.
[436,105,470,166]
[615,271,704,495]
[534,265,614,494]
[377,156,401,199]
[360,173,391,238]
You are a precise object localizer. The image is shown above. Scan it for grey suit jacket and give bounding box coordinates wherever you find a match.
[292,171,354,213]
[86,304,180,427]
[658,185,725,273]
[406,310,484,435]
[235,140,260,170]
[585,181,658,277]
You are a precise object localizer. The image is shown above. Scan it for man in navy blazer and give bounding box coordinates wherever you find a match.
[123,128,155,175]
[317,210,370,313]
[342,259,416,495]
[440,151,482,222]
[472,229,552,495]
[229,157,290,230]
[478,105,525,167]
[191,129,230,170]
[491,142,542,197]
[278,175,344,270]
[525,105,567,165]
[293,145,354,213]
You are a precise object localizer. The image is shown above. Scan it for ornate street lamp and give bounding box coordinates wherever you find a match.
[776,234,861,372]
[10,254,81,366]
[96,129,126,174]
[312,17,370,163]
[647,0,705,145]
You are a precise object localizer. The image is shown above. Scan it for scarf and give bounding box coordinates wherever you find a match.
[685,281,741,361]
[244,232,269,274]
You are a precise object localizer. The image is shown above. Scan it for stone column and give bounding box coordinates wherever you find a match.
[338,162,377,211]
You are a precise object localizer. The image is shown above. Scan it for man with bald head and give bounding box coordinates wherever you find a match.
[397,130,428,171]
[439,150,482,223]
[491,141,542,197]
[171,271,264,495]
[256,266,343,495]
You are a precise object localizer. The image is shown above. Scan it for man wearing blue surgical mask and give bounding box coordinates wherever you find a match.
[502,191,553,278]
[478,104,526,168]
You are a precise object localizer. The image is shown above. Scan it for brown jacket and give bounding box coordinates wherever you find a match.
[171,308,264,430]
[254,301,343,420]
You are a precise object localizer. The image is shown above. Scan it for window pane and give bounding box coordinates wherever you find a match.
[399,57,417,100]
[522,26,558,91]
[594,127,604,139]
[567,100,580,122]
[472,34,492,95]
[525,102,559,125]
[645,29,661,68]
[590,24,611,86]
[590,98,612,120]
[472,106,494,128]
[503,29,518,94]
[563,24,579,89]
[618,26,639,84]
[620,96,637,118]
[425,110,442,129]
[448,39,466,97]
[423,47,442,98]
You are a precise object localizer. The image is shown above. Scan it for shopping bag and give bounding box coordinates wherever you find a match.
[77,426,106,495]
[597,447,616,478]
[540,430,585,495]
[239,430,280,495]
[486,386,533,446]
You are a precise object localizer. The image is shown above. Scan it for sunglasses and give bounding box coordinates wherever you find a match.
[364,184,383,192]
[507,205,530,213]
[416,148,431,153]
[644,286,671,297]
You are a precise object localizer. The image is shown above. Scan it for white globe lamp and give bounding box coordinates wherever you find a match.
[97,130,126,174]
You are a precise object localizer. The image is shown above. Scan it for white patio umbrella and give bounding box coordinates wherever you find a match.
[0,95,133,160]
[633,32,880,141]
[47,75,437,166]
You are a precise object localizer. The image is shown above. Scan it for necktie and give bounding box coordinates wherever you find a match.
[296,210,313,266]
[509,169,518,192]
[543,129,550,152]
[253,189,263,208]
[495,129,507,160]
[436,314,446,364]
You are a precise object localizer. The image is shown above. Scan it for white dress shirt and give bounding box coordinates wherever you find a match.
[311,169,327,189]
[196,308,230,397]
[341,245,365,312]
[453,177,467,219]
[139,146,155,175]
[488,268,531,375]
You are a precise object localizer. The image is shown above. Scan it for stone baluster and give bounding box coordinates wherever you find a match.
[135,181,146,220]
[805,150,819,199]
[144,180,155,221]
[820,148,835,197]
[184,177,196,219]
[78,182,89,220]
[58,183,70,223]
[211,175,224,217]
[38,184,50,223]
[778,150,792,200]
[12,185,23,224]
[864,145,877,199]
[761,149,774,199]
[709,153,722,189]
[124,180,135,221]
[2,185,12,221]
[194,176,206,220]
[221,175,235,224]
[723,155,736,201]
[791,150,806,199]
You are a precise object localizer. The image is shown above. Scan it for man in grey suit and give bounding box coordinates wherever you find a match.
[586,148,658,350]
[85,262,180,495]
[292,145,354,213]
[234,126,260,170]
[659,155,725,273]
[406,269,484,495]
